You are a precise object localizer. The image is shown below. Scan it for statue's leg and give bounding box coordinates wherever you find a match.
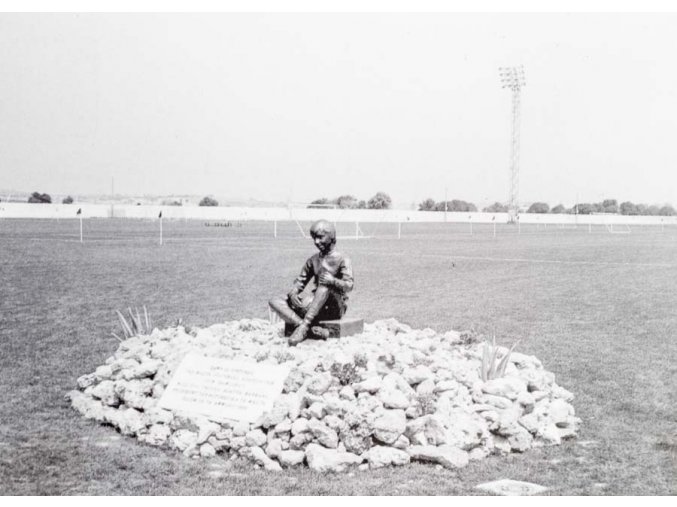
[288,286,332,345]
[268,297,303,326]
[308,292,346,339]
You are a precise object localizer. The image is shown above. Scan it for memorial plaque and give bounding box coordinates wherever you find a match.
[159,353,289,423]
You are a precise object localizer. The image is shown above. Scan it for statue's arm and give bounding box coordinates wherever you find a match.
[291,257,314,294]
[329,257,354,294]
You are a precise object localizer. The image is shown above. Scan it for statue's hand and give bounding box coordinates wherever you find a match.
[287,290,302,308]
[318,272,335,286]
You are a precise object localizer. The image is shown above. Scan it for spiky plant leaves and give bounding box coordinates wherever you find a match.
[496,340,520,378]
[116,310,134,338]
[481,340,491,382]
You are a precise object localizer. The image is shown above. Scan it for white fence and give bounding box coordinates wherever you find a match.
[0,202,676,225]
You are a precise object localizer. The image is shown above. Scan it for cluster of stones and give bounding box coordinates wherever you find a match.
[67,318,580,472]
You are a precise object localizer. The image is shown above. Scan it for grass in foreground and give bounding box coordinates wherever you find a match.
[0,219,675,495]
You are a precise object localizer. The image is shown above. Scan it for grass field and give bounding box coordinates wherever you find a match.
[0,218,675,495]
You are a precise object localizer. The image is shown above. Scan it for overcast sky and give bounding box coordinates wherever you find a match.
[1,12,676,208]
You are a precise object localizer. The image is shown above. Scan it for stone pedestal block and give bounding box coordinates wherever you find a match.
[284,318,364,338]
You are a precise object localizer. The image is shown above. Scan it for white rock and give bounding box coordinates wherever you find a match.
[508,427,533,452]
[289,432,313,450]
[518,413,540,434]
[229,436,246,451]
[373,409,406,445]
[250,446,282,471]
[278,449,305,467]
[339,385,356,400]
[199,443,216,458]
[117,408,148,436]
[382,373,416,397]
[273,419,292,434]
[468,446,490,461]
[307,402,326,419]
[291,418,310,435]
[140,424,172,446]
[306,373,333,395]
[516,391,535,413]
[403,365,434,385]
[305,443,362,472]
[170,429,198,452]
[407,445,469,469]
[67,390,106,422]
[232,421,250,437]
[549,399,574,427]
[265,438,284,458]
[536,424,562,445]
[76,373,98,390]
[354,376,383,394]
[95,365,114,380]
[433,380,458,394]
[307,419,339,448]
[147,407,173,425]
[378,388,411,410]
[90,380,119,406]
[260,405,289,428]
[416,379,435,396]
[245,429,267,447]
[197,421,221,444]
[552,384,575,402]
[324,414,348,434]
[367,446,410,468]
[481,377,527,401]
[122,359,161,380]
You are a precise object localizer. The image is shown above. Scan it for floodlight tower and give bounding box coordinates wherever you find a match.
[499,65,526,223]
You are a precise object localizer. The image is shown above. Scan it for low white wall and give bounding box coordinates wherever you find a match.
[0,203,675,225]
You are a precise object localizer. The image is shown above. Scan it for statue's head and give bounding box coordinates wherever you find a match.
[309,219,336,254]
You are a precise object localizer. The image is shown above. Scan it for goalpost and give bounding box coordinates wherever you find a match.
[605,223,631,234]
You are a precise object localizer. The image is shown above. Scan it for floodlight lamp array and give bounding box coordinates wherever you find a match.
[499,66,526,90]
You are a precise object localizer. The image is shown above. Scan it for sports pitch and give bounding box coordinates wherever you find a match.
[0,218,675,495]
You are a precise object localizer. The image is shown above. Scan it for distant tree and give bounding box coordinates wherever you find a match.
[199,196,219,207]
[646,205,661,216]
[550,204,566,214]
[367,192,392,209]
[357,200,367,209]
[572,203,593,215]
[307,198,332,209]
[602,199,618,213]
[659,205,676,216]
[620,201,637,215]
[635,203,648,216]
[482,202,508,213]
[438,199,477,212]
[62,196,74,204]
[336,195,359,209]
[527,202,550,213]
[28,192,52,203]
[419,198,437,211]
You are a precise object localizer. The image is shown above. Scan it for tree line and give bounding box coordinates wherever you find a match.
[17,191,676,216]
[307,192,392,210]
[418,197,676,216]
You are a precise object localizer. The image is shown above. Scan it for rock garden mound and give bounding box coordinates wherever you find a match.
[67,318,580,472]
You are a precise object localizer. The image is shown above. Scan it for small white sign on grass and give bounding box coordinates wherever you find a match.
[159,353,289,423]
[476,479,548,496]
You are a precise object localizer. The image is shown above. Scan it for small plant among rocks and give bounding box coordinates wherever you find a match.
[112,306,152,341]
[459,326,482,345]
[480,336,520,382]
[416,393,437,415]
[330,361,359,386]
